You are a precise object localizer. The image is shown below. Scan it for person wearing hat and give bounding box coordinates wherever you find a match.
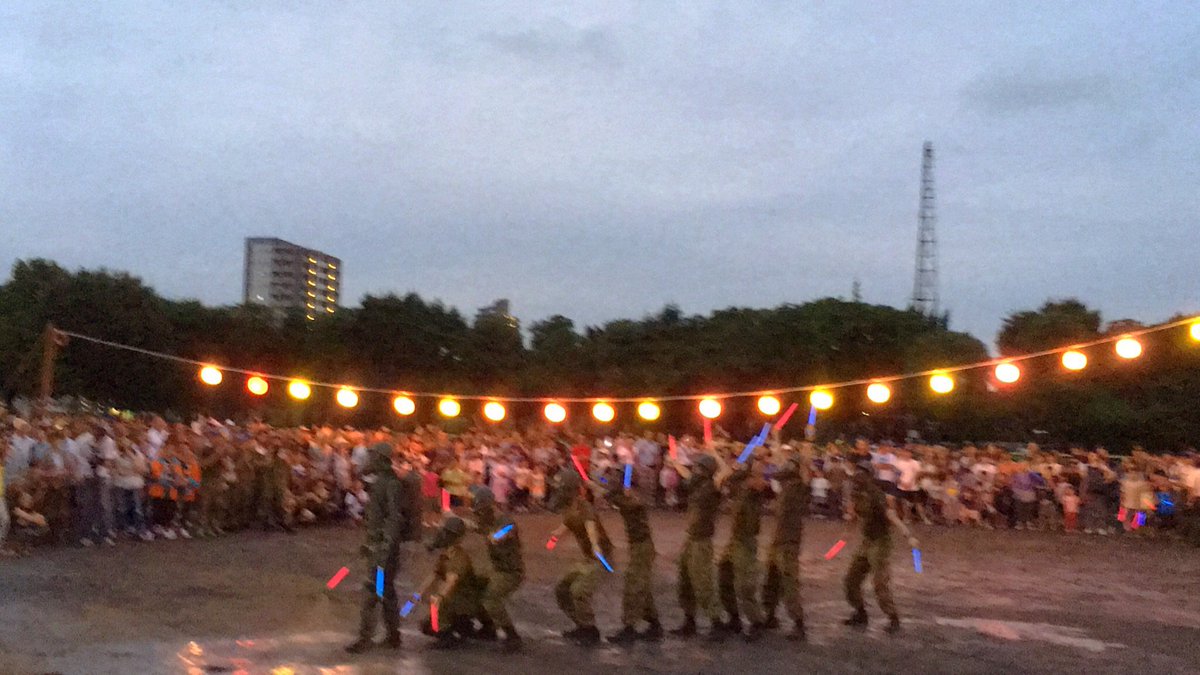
[665,447,730,640]
[345,443,422,654]
[761,439,808,641]
[467,485,524,652]
[843,464,919,633]
[546,466,614,646]
[716,444,770,642]
[587,468,662,644]
[415,515,485,649]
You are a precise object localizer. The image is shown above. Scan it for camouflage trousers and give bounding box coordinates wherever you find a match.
[677,537,721,623]
[481,571,523,629]
[621,540,659,626]
[555,560,600,628]
[718,540,764,625]
[843,537,897,618]
[762,542,803,624]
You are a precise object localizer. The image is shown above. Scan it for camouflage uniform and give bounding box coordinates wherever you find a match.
[471,486,524,646]
[676,467,723,629]
[717,469,766,630]
[607,489,659,632]
[555,497,613,629]
[844,478,898,621]
[762,459,807,636]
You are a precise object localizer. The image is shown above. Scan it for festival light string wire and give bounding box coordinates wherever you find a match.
[55,314,1200,403]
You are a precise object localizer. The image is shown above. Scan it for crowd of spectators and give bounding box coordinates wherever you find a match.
[3,405,1200,555]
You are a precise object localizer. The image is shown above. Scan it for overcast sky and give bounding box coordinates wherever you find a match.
[2,2,1197,346]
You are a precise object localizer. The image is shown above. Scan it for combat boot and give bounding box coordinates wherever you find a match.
[380,630,402,650]
[572,626,601,646]
[786,621,807,642]
[607,626,640,645]
[885,616,901,634]
[501,626,523,653]
[639,619,664,642]
[762,614,780,630]
[669,616,697,637]
[474,619,498,641]
[344,637,374,654]
[744,622,765,643]
[843,609,869,627]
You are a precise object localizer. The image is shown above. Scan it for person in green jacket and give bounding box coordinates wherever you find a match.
[589,469,662,644]
[761,444,808,641]
[716,448,770,642]
[665,450,732,641]
[547,467,614,646]
[345,443,422,654]
[843,463,919,633]
[468,485,525,652]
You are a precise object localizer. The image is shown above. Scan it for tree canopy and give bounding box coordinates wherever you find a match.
[1,259,1196,451]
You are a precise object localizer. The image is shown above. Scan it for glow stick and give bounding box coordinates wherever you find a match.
[595,551,615,573]
[912,548,923,573]
[400,592,420,617]
[430,602,440,633]
[441,489,451,512]
[668,435,678,460]
[774,402,799,429]
[571,455,590,482]
[737,424,772,463]
[1135,512,1146,527]
[375,566,384,597]
[703,418,712,445]
[546,535,559,550]
[807,405,817,427]
[1117,506,1127,522]
[492,524,514,541]
[824,539,846,560]
[623,463,633,489]
[326,566,350,590]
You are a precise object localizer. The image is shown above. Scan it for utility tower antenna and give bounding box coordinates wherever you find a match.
[911,141,939,316]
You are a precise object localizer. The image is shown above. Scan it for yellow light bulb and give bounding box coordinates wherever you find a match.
[698,398,722,419]
[592,402,615,423]
[756,395,781,416]
[246,376,269,396]
[637,401,661,421]
[994,362,1021,384]
[809,389,834,410]
[1114,337,1142,359]
[866,382,891,404]
[288,380,312,400]
[1062,350,1087,371]
[199,366,223,386]
[544,403,567,424]
[483,401,506,422]
[929,374,955,394]
[438,398,461,418]
[336,387,359,408]
[393,396,415,416]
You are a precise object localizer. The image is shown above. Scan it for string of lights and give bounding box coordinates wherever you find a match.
[58,315,1200,423]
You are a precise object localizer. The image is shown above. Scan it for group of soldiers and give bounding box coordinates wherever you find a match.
[344,432,920,654]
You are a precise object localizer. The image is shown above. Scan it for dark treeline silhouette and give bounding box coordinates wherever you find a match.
[1,259,1197,451]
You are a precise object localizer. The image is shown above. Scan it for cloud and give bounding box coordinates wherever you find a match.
[481,20,621,68]
[962,70,1117,114]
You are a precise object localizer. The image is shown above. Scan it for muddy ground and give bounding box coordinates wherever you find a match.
[2,512,1198,674]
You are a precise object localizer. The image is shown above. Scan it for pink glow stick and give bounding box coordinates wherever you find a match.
[326,566,350,590]
[824,539,847,560]
[774,402,799,430]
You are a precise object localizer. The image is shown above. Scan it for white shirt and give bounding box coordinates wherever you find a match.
[6,433,35,482]
[811,477,830,499]
[895,457,922,491]
[146,428,168,458]
[65,437,94,481]
[872,452,898,482]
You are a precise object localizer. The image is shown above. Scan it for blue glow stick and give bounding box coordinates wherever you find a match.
[400,592,420,617]
[1135,512,1146,527]
[737,442,758,464]
[807,405,817,427]
[912,549,923,574]
[492,524,514,541]
[375,566,384,597]
[595,551,615,573]
[623,464,633,489]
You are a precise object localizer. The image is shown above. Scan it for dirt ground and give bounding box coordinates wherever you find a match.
[2,511,1198,675]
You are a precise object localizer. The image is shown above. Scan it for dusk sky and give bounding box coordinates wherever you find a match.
[3,2,1197,347]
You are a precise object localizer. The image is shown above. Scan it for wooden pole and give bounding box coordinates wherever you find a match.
[39,323,62,402]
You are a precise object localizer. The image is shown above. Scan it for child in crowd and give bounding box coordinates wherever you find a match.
[809,469,830,518]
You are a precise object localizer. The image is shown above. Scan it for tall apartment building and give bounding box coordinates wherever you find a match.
[243,237,341,320]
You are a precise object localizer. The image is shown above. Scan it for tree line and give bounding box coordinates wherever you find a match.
[1,259,1196,451]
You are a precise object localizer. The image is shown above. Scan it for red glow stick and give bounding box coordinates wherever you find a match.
[774,402,799,430]
[1117,506,1127,522]
[571,455,590,482]
[703,418,712,445]
[430,602,440,633]
[326,566,350,589]
[441,489,451,512]
[546,535,559,550]
[668,435,678,460]
[824,539,847,560]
